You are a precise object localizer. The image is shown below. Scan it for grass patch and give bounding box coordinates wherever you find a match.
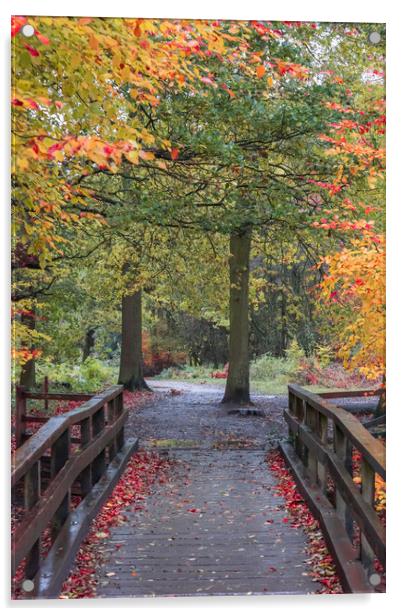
[149,438,199,448]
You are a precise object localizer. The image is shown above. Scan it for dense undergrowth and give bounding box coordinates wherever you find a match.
[158,342,377,394]
[14,340,378,398]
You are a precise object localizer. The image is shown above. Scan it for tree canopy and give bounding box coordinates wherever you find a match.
[11,17,385,394]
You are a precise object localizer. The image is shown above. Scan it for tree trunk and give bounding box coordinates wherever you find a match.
[280,289,287,355]
[20,311,36,389]
[82,327,96,362]
[222,228,252,404]
[118,288,150,391]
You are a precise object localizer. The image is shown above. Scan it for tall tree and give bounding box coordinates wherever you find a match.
[222,228,252,403]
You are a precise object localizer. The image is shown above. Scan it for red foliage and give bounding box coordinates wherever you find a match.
[142,330,186,376]
[211,363,229,379]
[123,389,153,408]
[266,450,343,593]
[11,16,27,37]
[170,147,180,160]
[298,360,377,389]
[24,43,40,57]
[60,451,174,598]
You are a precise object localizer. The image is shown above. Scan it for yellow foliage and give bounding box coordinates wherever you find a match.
[320,235,385,379]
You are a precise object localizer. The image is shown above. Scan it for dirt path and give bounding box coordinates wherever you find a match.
[93,381,320,597]
[125,379,289,450]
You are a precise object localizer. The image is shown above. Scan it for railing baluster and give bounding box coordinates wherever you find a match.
[294,397,305,460]
[91,405,106,484]
[79,417,92,497]
[334,426,354,541]
[116,392,125,451]
[43,376,49,413]
[15,386,27,448]
[288,391,295,445]
[360,458,376,570]
[24,461,41,582]
[305,402,318,483]
[50,429,70,540]
[317,412,328,492]
[107,399,117,461]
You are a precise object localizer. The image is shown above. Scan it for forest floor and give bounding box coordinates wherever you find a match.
[87,380,376,598]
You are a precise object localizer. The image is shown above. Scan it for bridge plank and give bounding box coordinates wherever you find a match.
[95,449,320,598]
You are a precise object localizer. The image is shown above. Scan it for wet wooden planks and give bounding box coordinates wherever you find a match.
[96,449,319,597]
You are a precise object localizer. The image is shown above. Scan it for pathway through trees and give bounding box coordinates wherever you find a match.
[94,382,320,596]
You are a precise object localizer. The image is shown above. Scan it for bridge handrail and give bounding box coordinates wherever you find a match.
[285,384,385,583]
[15,382,93,448]
[11,385,128,595]
[288,384,385,477]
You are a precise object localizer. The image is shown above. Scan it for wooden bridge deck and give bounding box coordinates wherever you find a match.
[96,448,319,597]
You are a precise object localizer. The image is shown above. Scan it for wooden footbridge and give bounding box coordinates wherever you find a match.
[11,382,385,598]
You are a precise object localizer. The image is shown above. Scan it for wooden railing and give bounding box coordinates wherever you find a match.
[15,378,93,447]
[283,384,385,593]
[318,388,382,400]
[11,385,138,598]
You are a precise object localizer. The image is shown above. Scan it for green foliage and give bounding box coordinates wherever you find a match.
[250,354,295,384]
[36,358,117,392]
[285,340,306,372]
[314,344,335,370]
[249,340,304,383]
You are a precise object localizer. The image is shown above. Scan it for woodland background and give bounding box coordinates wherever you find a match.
[11,17,385,401]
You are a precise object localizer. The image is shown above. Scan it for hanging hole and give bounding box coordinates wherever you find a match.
[21,24,35,38]
[368,32,381,44]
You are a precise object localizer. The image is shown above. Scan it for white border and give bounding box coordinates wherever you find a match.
[1,1,401,613]
[0,0,395,21]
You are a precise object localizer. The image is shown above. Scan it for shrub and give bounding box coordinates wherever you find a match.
[36,358,117,392]
[250,340,305,383]
[285,340,306,373]
[250,354,289,381]
[315,344,335,369]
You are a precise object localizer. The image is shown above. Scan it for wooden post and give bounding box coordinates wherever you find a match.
[51,429,70,540]
[91,406,106,484]
[107,399,117,462]
[288,391,295,444]
[15,386,27,448]
[116,392,125,452]
[317,413,328,492]
[294,397,305,460]
[24,461,41,582]
[305,403,318,483]
[43,376,49,412]
[79,417,92,497]
[361,458,375,570]
[334,425,354,541]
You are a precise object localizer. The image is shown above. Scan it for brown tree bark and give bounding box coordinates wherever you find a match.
[118,287,150,391]
[222,228,252,404]
[82,327,96,362]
